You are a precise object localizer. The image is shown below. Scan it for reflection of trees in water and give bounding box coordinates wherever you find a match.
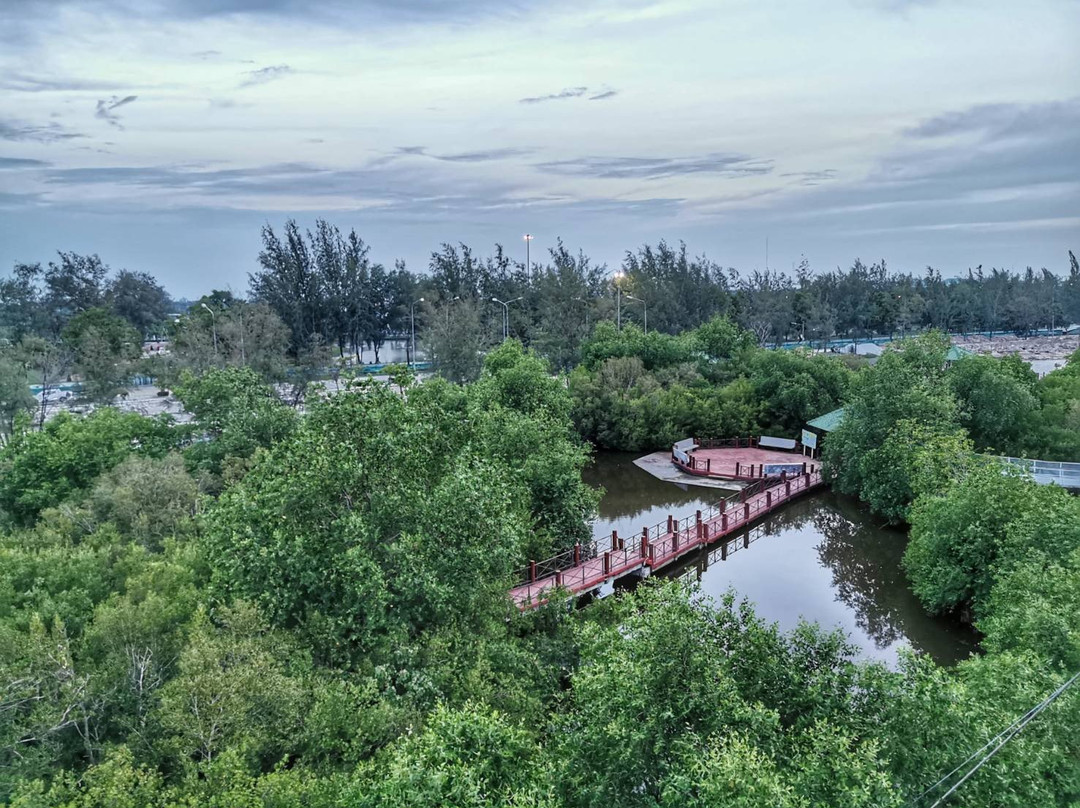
[810,493,976,662]
[584,453,736,522]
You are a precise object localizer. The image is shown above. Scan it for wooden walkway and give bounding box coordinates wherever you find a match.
[511,469,823,609]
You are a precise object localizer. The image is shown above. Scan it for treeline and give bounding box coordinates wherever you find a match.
[1,338,1077,806]
[3,221,1078,417]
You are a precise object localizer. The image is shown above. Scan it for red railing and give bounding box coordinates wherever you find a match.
[511,463,824,607]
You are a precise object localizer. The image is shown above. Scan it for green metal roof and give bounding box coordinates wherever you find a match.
[945,345,975,361]
[807,407,845,433]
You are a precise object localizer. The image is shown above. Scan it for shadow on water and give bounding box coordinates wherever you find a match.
[583,452,978,667]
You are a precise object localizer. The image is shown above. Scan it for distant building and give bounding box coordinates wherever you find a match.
[833,342,884,357]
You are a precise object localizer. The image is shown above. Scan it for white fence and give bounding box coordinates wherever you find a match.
[997,456,1080,488]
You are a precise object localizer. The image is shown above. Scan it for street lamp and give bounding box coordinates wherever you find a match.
[445,295,461,327]
[200,303,218,358]
[523,234,534,278]
[612,271,624,330]
[410,297,425,368]
[491,296,522,340]
[625,294,647,333]
[573,297,592,332]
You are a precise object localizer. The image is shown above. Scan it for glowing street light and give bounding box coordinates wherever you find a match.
[523,234,534,277]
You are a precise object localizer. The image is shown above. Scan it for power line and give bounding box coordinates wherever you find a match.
[912,669,1080,807]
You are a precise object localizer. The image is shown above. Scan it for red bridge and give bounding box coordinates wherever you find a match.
[511,451,824,609]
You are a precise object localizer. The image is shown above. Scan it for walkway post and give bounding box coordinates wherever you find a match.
[735,461,741,477]
[722,512,728,531]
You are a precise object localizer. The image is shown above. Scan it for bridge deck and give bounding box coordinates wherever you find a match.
[511,470,823,608]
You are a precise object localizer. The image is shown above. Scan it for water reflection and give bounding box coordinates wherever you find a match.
[584,452,977,666]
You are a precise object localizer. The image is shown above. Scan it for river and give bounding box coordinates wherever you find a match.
[582,452,978,667]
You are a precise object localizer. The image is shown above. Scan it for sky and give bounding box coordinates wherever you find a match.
[1,0,1078,298]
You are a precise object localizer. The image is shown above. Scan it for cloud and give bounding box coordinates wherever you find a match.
[538,153,773,181]
[589,89,618,101]
[0,117,85,143]
[905,98,1080,140]
[0,157,51,169]
[239,64,296,88]
[519,86,589,104]
[396,146,531,162]
[95,95,138,128]
[0,72,129,92]
[781,169,838,186]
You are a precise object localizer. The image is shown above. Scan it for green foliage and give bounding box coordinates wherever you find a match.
[0,408,182,526]
[824,333,962,522]
[348,703,553,807]
[61,308,141,402]
[747,348,851,434]
[200,380,529,667]
[1026,348,1080,461]
[0,352,35,435]
[88,454,200,550]
[947,353,1038,453]
[904,463,1055,617]
[580,321,698,372]
[173,366,296,479]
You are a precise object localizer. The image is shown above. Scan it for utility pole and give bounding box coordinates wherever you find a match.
[410,297,424,368]
[445,295,460,327]
[201,303,218,360]
[613,271,624,330]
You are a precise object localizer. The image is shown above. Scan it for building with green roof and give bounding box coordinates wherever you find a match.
[806,407,845,433]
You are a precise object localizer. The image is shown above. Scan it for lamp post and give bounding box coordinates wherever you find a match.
[613,271,624,330]
[446,295,460,327]
[625,294,647,333]
[523,234,534,278]
[410,297,424,368]
[573,296,591,332]
[200,303,218,359]
[491,296,522,340]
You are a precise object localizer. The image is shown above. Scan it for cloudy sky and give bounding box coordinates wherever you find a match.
[1,0,1077,297]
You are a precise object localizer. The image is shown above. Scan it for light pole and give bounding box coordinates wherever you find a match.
[200,303,218,359]
[523,234,534,278]
[625,294,647,333]
[410,297,424,368]
[445,295,460,327]
[573,296,591,332]
[491,296,522,340]
[613,271,624,330]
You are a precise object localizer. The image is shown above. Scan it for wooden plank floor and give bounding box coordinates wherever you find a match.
[511,470,823,608]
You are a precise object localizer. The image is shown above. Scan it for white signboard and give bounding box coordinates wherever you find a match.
[801,429,818,450]
[673,447,691,465]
